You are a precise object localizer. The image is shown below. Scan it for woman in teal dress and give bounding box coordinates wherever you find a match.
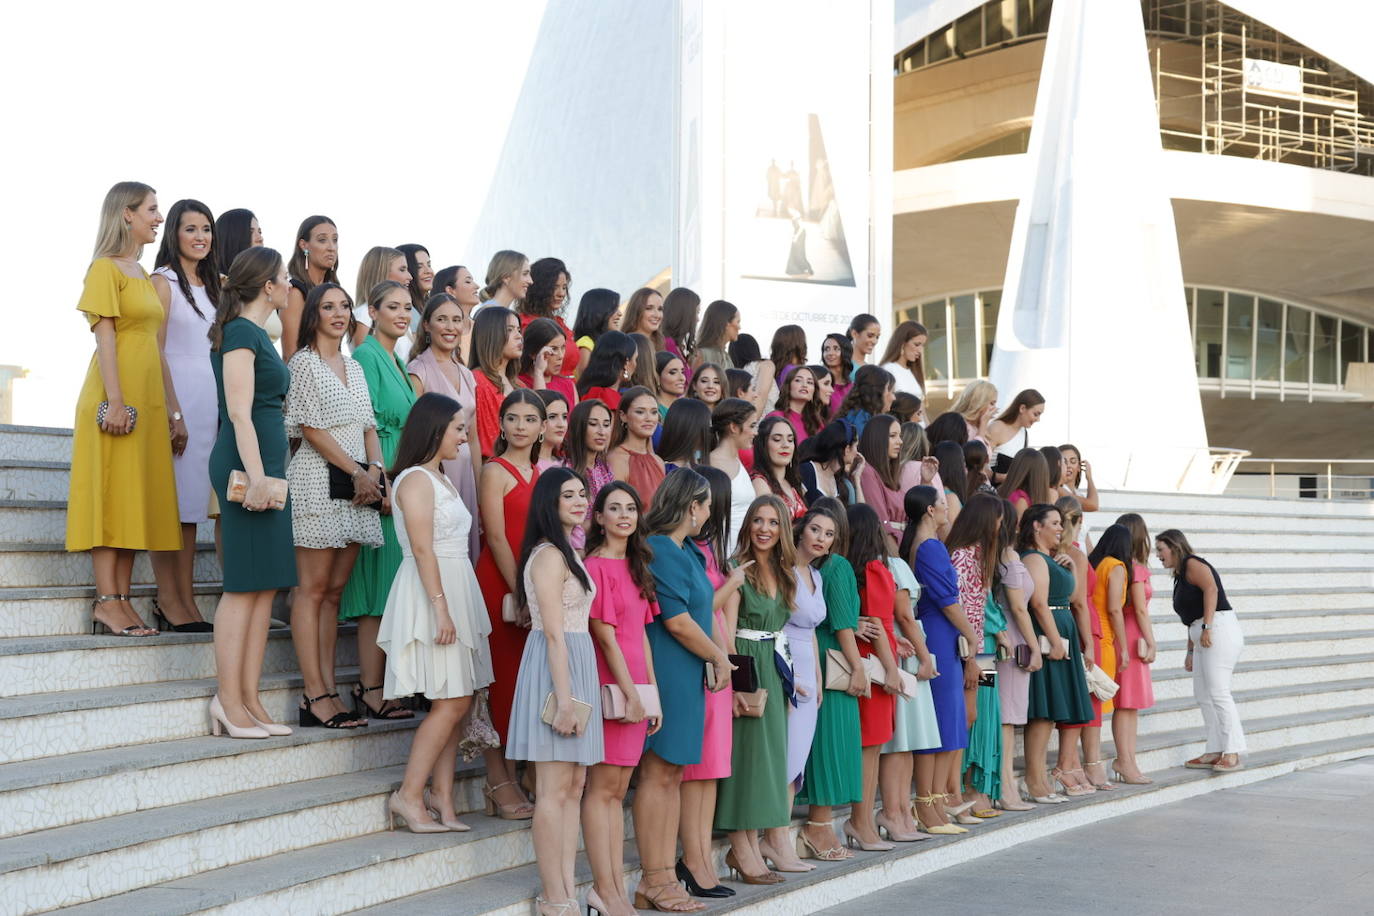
[1018,503,1093,801]
[342,280,418,719]
[798,498,865,862]
[716,494,794,884]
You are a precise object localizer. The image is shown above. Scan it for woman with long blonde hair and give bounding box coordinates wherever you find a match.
[349,246,411,353]
[479,249,532,310]
[949,380,998,445]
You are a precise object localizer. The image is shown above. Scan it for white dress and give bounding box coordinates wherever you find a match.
[154,267,215,522]
[728,459,756,552]
[378,467,494,699]
[880,362,925,397]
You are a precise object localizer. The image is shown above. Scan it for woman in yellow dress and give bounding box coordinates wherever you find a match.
[66,181,182,636]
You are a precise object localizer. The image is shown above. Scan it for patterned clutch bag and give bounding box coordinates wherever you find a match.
[95,401,137,432]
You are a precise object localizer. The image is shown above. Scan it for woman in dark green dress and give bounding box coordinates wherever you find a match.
[1018,503,1093,801]
[207,247,297,739]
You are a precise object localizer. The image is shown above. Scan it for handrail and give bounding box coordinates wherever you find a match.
[1236,458,1374,499]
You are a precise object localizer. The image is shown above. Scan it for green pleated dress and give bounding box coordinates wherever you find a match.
[798,554,863,807]
[715,578,791,831]
[341,336,417,619]
[965,589,1006,799]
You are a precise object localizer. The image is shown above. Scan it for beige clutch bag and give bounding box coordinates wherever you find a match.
[540,693,592,731]
[226,469,287,510]
[823,648,871,696]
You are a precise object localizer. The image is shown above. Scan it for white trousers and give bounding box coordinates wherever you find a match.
[1189,611,1246,754]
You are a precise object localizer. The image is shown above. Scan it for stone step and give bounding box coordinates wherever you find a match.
[1152,546,1374,568]
[1146,606,1374,638]
[0,461,69,503]
[1148,629,1374,670]
[1134,677,1374,737]
[0,667,362,764]
[1086,509,1374,538]
[0,426,72,464]
[0,541,221,588]
[0,629,357,698]
[0,584,222,638]
[1147,653,1374,702]
[1157,528,1374,550]
[0,499,217,545]
[1144,566,1371,591]
[1145,585,1373,615]
[1096,489,1374,520]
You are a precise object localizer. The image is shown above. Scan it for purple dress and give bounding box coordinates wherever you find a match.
[785,565,827,787]
[995,554,1033,726]
[406,348,481,559]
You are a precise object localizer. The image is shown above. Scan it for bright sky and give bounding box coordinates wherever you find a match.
[0,0,546,427]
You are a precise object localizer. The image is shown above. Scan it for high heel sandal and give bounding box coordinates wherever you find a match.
[585,888,611,915]
[634,866,709,910]
[90,594,156,637]
[483,780,534,819]
[875,811,928,842]
[676,859,735,898]
[913,795,966,835]
[1051,767,1095,797]
[423,788,471,831]
[759,836,814,871]
[1113,766,1154,785]
[298,692,364,729]
[151,598,213,633]
[842,818,895,851]
[533,896,578,916]
[386,791,450,833]
[723,850,784,885]
[1018,778,1066,804]
[353,683,414,720]
[797,820,852,860]
[1082,761,1115,789]
[209,695,269,739]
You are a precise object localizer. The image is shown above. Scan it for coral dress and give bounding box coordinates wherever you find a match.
[66,259,181,552]
[587,556,659,766]
[683,544,733,781]
[473,372,505,460]
[1115,562,1156,710]
[617,445,665,510]
[856,559,898,748]
[475,457,540,741]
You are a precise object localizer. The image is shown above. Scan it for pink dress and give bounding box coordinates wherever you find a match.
[860,463,906,543]
[587,556,659,766]
[1115,562,1155,709]
[407,349,481,558]
[683,543,733,781]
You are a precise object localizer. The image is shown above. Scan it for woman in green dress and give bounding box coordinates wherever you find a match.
[797,497,867,861]
[716,494,794,885]
[342,280,418,719]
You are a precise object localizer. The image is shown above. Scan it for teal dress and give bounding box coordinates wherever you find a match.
[209,318,296,592]
[644,535,713,765]
[799,555,862,805]
[965,589,1006,798]
[1021,549,1093,723]
[341,336,417,618]
[715,577,791,831]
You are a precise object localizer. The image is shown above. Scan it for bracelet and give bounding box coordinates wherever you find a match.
[429,593,445,602]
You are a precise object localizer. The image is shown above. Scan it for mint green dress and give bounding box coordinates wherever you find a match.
[341,336,417,618]
[798,555,863,806]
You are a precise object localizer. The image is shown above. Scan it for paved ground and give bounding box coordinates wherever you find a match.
[818,756,1374,916]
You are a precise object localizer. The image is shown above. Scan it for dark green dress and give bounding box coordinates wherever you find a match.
[341,336,417,618]
[1022,549,1093,723]
[715,578,791,830]
[209,318,297,592]
[799,555,862,806]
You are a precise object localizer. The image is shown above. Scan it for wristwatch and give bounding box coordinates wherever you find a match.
[1200,623,1211,631]
[369,460,384,470]
[171,411,183,422]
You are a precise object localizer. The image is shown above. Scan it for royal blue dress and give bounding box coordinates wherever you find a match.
[913,538,968,753]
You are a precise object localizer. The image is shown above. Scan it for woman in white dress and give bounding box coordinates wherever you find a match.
[706,397,759,551]
[381,393,495,832]
[876,320,928,397]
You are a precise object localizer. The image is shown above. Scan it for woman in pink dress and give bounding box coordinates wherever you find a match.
[857,414,907,551]
[584,482,661,916]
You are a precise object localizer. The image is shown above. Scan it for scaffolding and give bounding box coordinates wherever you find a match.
[1147,0,1374,175]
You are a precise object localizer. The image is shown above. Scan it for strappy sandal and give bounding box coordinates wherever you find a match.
[634,867,707,912]
[797,820,850,860]
[483,780,534,819]
[90,594,156,637]
[353,683,414,720]
[298,692,365,729]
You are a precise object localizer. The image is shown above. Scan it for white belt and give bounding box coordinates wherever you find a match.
[736,629,779,641]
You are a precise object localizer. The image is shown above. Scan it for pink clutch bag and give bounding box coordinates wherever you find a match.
[600,684,662,720]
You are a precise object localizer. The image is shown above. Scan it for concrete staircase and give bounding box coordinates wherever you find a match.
[0,423,1371,915]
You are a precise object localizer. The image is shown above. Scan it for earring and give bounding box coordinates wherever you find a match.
[538,433,545,443]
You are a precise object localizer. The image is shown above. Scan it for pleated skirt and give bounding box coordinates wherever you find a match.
[505,631,604,765]
[964,682,1002,799]
[377,555,493,701]
[881,652,942,753]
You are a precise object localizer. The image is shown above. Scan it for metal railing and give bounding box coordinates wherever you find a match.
[1235,458,1374,499]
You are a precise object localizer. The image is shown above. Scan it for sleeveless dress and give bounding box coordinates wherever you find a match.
[617,445,665,510]
[1021,550,1094,723]
[994,554,1033,725]
[474,457,540,741]
[1092,556,1126,716]
[378,467,494,699]
[406,348,481,559]
[856,560,898,748]
[66,259,180,552]
[799,555,862,805]
[684,543,733,781]
[726,459,755,550]
[914,538,968,754]
[644,535,713,766]
[473,372,505,459]
[586,556,659,767]
[154,266,215,523]
[1115,562,1156,710]
[506,543,603,764]
[785,565,827,787]
[881,558,941,753]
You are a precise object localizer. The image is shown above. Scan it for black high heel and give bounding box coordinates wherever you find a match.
[298,692,365,729]
[352,683,413,720]
[151,599,214,633]
[676,859,735,898]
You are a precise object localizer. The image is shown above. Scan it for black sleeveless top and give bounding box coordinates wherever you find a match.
[1171,555,1231,625]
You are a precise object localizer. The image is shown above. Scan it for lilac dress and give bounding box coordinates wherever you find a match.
[406,348,480,558]
[995,553,1033,725]
[785,565,827,787]
[154,267,215,523]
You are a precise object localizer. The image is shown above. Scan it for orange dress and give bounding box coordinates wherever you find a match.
[1091,556,1125,715]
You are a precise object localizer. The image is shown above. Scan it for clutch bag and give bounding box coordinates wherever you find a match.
[1038,635,1054,655]
[500,593,531,628]
[729,654,760,693]
[1084,662,1120,701]
[1137,636,1149,659]
[957,635,973,659]
[736,688,768,718]
[1014,643,1033,669]
[600,684,662,720]
[894,667,920,699]
[540,692,593,731]
[226,469,288,510]
[860,654,886,685]
[328,461,386,506]
[823,648,870,697]
[95,401,137,431]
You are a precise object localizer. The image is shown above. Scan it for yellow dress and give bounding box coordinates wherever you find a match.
[1091,556,1125,715]
[65,259,181,552]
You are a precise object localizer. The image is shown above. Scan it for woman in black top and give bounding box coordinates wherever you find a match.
[1155,529,1246,773]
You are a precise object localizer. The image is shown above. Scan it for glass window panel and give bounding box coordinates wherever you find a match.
[952,294,977,378]
[922,299,949,381]
[985,1,1011,44]
[1255,298,1282,381]
[1312,314,1338,384]
[1027,0,1052,33]
[1340,320,1362,385]
[1284,306,1310,385]
[980,290,1001,376]
[956,10,982,53]
[1195,288,1224,378]
[1225,293,1253,380]
[928,26,952,63]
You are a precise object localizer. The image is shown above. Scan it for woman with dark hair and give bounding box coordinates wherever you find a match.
[408,293,481,556]
[725,368,754,402]
[565,399,615,514]
[688,363,725,410]
[1113,512,1158,782]
[583,481,660,915]
[998,447,1051,520]
[395,243,433,312]
[764,324,807,404]
[992,498,1041,810]
[639,469,734,911]
[535,390,570,472]
[474,389,546,819]
[1156,528,1245,774]
[834,364,894,439]
[661,287,701,367]
[657,397,713,469]
[693,299,739,370]
[767,365,824,444]
[1039,446,1065,503]
[506,468,600,916]
[379,393,494,832]
[1088,523,1133,789]
[857,413,905,549]
[572,288,623,376]
[610,386,666,510]
[469,307,526,458]
[727,333,761,375]
[518,316,575,406]
[1049,495,1100,797]
[281,215,339,361]
[847,314,882,372]
[933,440,968,531]
[655,351,688,421]
[1058,442,1099,512]
[708,397,759,547]
[890,391,923,425]
[797,419,864,506]
[988,389,1045,474]
[213,208,262,278]
[150,198,220,630]
[820,333,855,413]
[925,411,969,449]
[521,257,580,379]
[479,250,530,310]
[805,363,835,422]
[964,440,994,499]
[750,415,805,519]
[622,287,666,352]
[577,330,636,409]
[876,320,927,396]
[430,266,481,365]
[341,279,420,721]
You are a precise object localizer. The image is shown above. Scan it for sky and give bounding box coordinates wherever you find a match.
[0,0,547,426]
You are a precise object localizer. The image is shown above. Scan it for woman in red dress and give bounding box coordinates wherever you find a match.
[474,389,546,819]
[469,307,525,459]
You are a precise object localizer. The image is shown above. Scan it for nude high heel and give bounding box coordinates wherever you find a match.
[209,695,269,739]
[1019,778,1066,804]
[247,711,292,737]
[843,818,895,851]
[387,791,450,833]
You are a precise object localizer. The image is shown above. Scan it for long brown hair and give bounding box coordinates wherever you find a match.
[585,481,657,601]
[621,287,664,351]
[774,366,825,435]
[876,319,927,385]
[287,215,338,291]
[1116,512,1152,565]
[857,413,901,492]
[731,494,797,607]
[210,247,282,349]
[469,306,523,389]
[945,491,1002,585]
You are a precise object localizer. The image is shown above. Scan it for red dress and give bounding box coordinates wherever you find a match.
[581,386,621,410]
[856,559,897,747]
[618,445,665,511]
[520,312,579,376]
[474,457,540,742]
[518,371,578,407]
[474,372,504,459]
